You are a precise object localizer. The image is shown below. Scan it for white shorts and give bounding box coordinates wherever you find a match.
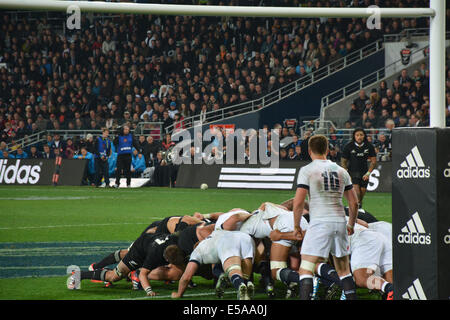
[350,229,392,275]
[300,220,349,258]
[217,231,255,263]
[368,221,392,241]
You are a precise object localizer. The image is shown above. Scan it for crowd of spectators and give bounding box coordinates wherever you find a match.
[0,0,433,159]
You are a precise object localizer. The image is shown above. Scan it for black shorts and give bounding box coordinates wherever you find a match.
[122,245,144,271]
[350,173,369,189]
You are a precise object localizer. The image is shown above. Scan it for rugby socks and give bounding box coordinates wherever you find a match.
[230,274,245,290]
[381,282,394,294]
[340,274,357,300]
[317,263,341,287]
[278,268,300,285]
[92,250,121,269]
[212,263,224,279]
[80,269,107,281]
[299,275,314,300]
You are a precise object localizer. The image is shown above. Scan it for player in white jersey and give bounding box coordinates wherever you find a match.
[171,230,255,300]
[346,217,394,299]
[293,135,359,300]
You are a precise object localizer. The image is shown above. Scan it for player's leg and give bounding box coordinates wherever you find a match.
[359,187,367,207]
[332,255,357,300]
[353,268,393,297]
[90,249,128,270]
[270,243,300,286]
[80,260,130,283]
[222,256,248,300]
[353,183,361,205]
[298,254,322,300]
[253,239,274,297]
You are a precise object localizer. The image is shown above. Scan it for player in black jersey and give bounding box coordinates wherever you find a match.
[341,128,377,208]
[69,233,185,296]
[88,214,206,271]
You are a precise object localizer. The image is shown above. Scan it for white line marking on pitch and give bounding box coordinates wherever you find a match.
[0,221,159,230]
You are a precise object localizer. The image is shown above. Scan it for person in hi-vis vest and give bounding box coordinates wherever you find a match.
[113,125,139,188]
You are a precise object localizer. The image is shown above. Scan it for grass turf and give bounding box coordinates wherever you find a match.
[0,186,392,300]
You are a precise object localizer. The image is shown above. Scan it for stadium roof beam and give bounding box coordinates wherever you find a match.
[0,1,435,18]
[0,0,444,128]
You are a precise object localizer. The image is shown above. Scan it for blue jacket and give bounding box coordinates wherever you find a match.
[132,153,146,172]
[74,152,95,175]
[15,151,28,159]
[108,152,117,176]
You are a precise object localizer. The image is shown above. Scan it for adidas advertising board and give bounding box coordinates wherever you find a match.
[177,161,392,192]
[392,128,450,300]
[0,159,87,186]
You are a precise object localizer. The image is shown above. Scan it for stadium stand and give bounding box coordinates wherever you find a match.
[0,0,448,181]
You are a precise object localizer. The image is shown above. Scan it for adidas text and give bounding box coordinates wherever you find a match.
[397,233,431,245]
[0,160,41,184]
[396,167,430,179]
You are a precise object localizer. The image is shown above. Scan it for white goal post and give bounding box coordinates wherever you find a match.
[0,0,445,127]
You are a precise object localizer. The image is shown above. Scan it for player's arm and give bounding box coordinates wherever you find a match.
[356,218,369,228]
[293,187,308,239]
[270,230,302,242]
[139,267,156,296]
[193,212,224,220]
[363,156,377,181]
[172,261,199,299]
[344,187,358,235]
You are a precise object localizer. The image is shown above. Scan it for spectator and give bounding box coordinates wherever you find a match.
[131,148,146,177]
[41,145,54,159]
[74,146,95,186]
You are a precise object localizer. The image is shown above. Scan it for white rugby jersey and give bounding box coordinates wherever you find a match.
[297,159,353,223]
[214,209,249,231]
[189,230,224,265]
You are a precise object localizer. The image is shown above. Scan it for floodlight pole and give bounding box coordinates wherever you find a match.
[429,0,446,128]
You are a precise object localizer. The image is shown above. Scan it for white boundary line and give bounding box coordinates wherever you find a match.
[116,290,237,300]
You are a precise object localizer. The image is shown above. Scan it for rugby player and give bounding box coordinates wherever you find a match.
[68,232,185,296]
[341,128,377,208]
[293,134,359,300]
[171,229,255,300]
[89,214,205,271]
[346,217,393,300]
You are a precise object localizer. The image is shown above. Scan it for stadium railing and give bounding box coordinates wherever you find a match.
[6,123,164,151]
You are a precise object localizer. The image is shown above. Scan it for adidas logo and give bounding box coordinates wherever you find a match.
[402,278,427,300]
[397,212,431,245]
[396,146,430,179]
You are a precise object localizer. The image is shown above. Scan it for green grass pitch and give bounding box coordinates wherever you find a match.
[0,186,392,300]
